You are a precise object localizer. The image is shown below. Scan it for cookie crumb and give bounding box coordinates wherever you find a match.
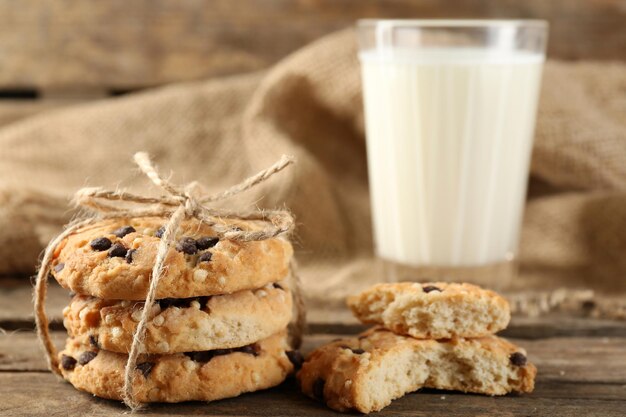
[148,387,161,401]
[183,360,197,371]
[152,315,165,327]
[193,269,208,283]
[252,372,261,384]
[111,327,123,338]
[78,308,89,321]
[156,341,170,352]
[131,309,143,322]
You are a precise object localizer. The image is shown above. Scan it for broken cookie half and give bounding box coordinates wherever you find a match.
[298,327,535,414]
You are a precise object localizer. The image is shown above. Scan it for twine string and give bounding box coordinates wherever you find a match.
[34,152,297,409]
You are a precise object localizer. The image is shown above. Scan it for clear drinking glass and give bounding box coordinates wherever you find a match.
[358,20,548,289]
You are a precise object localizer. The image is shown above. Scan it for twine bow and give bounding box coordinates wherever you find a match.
[34,152,297,410]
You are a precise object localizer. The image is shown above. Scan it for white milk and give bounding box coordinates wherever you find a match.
[360,48,544,267]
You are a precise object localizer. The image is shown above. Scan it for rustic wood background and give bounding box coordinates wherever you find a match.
[0,0,625,128]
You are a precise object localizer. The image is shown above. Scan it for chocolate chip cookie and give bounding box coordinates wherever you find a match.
[63,282,292,354]
[59,330,295,403]
[347,282,510,339]
[51,217,293,300]
[298,328,536,413]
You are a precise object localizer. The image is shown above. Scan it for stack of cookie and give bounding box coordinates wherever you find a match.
[50,217,299,403]
[298,282,536,413]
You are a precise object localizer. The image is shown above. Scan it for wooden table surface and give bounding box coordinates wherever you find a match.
[1,279,625,416]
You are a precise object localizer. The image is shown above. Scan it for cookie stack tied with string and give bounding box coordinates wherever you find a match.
[298,282,536,414]
[35,153,304,408]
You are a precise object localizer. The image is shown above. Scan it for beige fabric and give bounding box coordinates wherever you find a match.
[1,29,626,302]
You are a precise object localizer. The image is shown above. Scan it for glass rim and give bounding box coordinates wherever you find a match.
[357,19,548,29]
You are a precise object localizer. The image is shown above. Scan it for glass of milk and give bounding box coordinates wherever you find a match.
[358,20,548,288]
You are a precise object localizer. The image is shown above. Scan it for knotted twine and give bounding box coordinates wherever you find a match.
[34,152,301,409]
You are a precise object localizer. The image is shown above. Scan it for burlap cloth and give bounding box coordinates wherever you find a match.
[1,30,625,316]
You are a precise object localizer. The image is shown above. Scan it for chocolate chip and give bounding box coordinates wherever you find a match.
[422,285,442,293]
[350,348,365,354]
[196,236,219,250]
[136,362,154,378]
[53,263,65,273]
[239,344,260,357]
[286,350,304,370]
[176,237,198,254]
[88,335,99,348]
[125,248,136,264]
[61,354,76,370]
[510,352,527,366]
[112,225,136,238]
[313,378,325,401]
[90,237,112,251]
[197,252,213,263]
[273,283,284,290]
[78,351,97,365]
[155,226,165,238]
[108,243,128,258]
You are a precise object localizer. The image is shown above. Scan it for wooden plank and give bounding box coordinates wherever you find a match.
[0,0,624,89]
[0,278,69,329]
[1,372,624,416]
[4,331,626,385]
[0,330,65,372]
